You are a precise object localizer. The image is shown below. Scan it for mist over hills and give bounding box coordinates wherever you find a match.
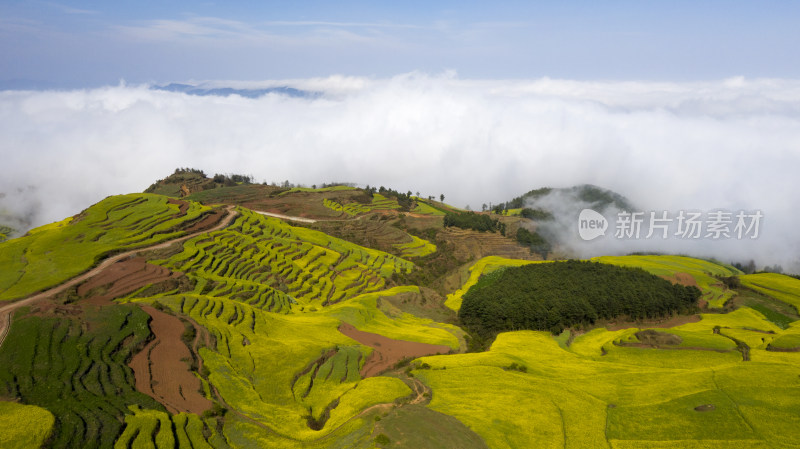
[2,174,800,448]
[0,75,798,270]
[0,166,796,273]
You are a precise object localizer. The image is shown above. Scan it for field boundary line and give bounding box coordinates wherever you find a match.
[0,206,238,351]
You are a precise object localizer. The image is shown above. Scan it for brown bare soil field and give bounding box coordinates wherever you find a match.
[76,257,180,305]
[129,305,211,415]
[338,323,451,377]
[167,198,190,215]
[661,272,700,287]
[183,208,227,233]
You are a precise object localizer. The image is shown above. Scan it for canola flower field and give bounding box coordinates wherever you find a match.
[0,193,798,448]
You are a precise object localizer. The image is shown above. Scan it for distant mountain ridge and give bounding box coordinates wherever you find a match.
[152,83,318,99]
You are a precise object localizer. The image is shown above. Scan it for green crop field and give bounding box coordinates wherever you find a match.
[393,234,437,258]
[321,193,401,217]
[323,198,372,216]
[0,305,165,449]
[0,225,17,243]
[113,406,222,449]
[1,187,799,449]
[412,199,447,216]
[0,193,212,301]
[740,273,800,313]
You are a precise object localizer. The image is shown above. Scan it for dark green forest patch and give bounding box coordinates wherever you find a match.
[459,260,701,336]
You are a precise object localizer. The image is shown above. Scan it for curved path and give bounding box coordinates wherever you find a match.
[0,206,238,350]
[255,211,317,223]
[0,203,438,445]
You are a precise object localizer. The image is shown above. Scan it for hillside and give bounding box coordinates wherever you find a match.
[0,175,799,448]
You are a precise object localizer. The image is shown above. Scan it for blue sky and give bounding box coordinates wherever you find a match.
[2,1,800,86]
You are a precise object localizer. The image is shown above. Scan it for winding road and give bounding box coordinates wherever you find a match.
[254,210,317,223]
[0,207,238,350]
[0,203,434,443]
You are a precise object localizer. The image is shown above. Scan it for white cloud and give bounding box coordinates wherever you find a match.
[0,74,798,269]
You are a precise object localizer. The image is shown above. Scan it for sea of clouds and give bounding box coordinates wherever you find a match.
[1,73,798,269]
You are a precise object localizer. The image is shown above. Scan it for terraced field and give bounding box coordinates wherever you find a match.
[393,235,437,258]
[322,193,400,217]
[0,305,165,449]
[310,215,437,260]
[0,187,799,449]
[440,227,538,263]
[144,208,414,309]
[111,208,459,446]
[0,225,14,243]
[0,194,214,301]
[741,273,800,313]
[113,406,225,449]
[411,199,447,216]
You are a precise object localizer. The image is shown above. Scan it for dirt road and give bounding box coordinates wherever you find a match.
[254,210,317,223]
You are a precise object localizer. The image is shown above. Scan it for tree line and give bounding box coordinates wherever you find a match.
[444,211,506,235]
[515,227,551,257]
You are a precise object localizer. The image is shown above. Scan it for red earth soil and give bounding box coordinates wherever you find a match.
[661,271,709,308]
[661,272,700,287]
[184,208,227,233]
[167,198,190,215]
[129,305,212,415]
[338,323,451,378]
[77,257,180,305]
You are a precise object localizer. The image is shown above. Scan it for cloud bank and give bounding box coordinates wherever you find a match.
[0,74,798,269]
